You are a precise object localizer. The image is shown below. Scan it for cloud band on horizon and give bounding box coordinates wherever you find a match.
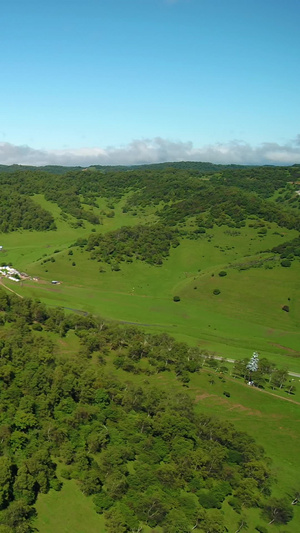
[0,137,300,167]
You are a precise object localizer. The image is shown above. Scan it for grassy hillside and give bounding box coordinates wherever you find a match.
[30,327,300,533]
[0,193,299,372]
[0,165,298,532]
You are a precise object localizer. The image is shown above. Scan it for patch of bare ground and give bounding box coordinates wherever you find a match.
[58,339,68,347]
[227,403,262,416]
[194,392,264,416]
[270,343,300,356]
[194,393,214,402]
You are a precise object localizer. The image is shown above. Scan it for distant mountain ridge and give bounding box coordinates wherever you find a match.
[0,161,252,175]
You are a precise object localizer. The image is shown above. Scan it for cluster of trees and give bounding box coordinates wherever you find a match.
[107,330,206,382]
[233,355,295,393]
[0,192,55,232]
[0,289,293,532]
[271,235,300,266]
[84,225,180,266]
[44,185,100,225]
[230,256,278,272]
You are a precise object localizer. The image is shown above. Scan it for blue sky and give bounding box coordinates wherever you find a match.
[1,0,300,165]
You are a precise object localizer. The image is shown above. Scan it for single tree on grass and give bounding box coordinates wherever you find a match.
[264,497,293,525]
[270,368,289,390]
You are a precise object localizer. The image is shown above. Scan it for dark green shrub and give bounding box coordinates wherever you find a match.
[228,450,244,464]
[50,478,62,491]
[32,323,42,331]
[223,391,230,398]
[93,492,114,512]
[281,259,291,267]
[173,295,181,302]
[213,289,221,295]
[218,271,227,277]
[255,526,268,533]
[228,497,241,513]
[60,468,72,480]
[198,491,221,509]
[258,227,267,235]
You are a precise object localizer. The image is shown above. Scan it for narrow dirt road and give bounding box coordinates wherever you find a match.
[0,279,24,299]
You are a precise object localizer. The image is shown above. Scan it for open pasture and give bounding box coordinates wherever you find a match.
[1,196,299,371]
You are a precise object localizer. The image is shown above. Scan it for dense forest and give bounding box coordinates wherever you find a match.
[0,291,295,532]
[0,163,299,234]
[84,225,180,266]
[0,192,55,233]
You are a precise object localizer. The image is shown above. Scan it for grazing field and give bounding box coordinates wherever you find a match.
[1,195,299,371]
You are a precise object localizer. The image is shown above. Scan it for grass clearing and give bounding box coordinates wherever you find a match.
[34,473,105,533]
[1,202,299,370]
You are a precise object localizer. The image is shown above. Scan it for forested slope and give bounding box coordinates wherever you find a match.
[0,290,294,532]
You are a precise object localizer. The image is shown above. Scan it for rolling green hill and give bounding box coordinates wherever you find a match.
[0,164,299,532]
[0,182,298,371]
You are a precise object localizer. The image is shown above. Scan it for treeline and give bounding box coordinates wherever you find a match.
[233,358,295,393]
[0,161,247,174]
[0,290,292,532]
[84,224,180,266]
[0,192,55,232]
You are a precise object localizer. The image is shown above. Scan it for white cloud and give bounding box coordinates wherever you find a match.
[0,136,300,167]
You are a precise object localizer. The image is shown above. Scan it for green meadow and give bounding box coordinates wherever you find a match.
[34,474,106,533]
[1,194,299,371]
[0,192,298,532]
